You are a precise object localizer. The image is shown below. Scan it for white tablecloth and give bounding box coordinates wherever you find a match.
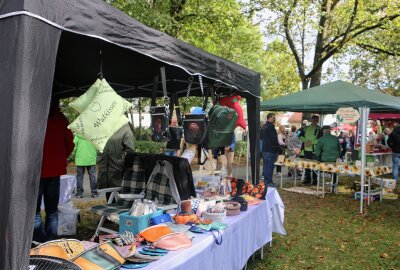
[41,175,76,208]
[143,201,272,270]
[266,187,286,235]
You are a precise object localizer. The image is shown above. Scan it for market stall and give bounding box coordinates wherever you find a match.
[260,80,400,213]
[0,1,262,268]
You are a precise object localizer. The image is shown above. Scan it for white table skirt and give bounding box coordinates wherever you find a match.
[41,174,76,208]
[266,187,287,235]
[143,201,272,270]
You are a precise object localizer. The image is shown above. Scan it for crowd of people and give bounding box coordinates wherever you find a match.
[260,113,400,187]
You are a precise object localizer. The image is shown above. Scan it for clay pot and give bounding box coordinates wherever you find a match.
[180,200,192,213]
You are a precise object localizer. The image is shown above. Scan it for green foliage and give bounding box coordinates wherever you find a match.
[135,141,165,154]
[247,0,400,88]
[347,51,400,96]
[60,97,79,123]
[106,0,299,101]
[132,127,152,141]
[234,141,247,157]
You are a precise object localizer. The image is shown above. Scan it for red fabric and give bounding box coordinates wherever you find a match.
[369,113,400,120]
[219,95,246,130]
[41,108,74,178]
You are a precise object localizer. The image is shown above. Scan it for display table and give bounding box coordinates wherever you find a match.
[41,175,76,209]
[143,201,272,270]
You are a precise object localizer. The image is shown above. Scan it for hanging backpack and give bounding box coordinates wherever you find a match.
[183,76,208,145]
[206,104,238,149]
[150,67,170,142]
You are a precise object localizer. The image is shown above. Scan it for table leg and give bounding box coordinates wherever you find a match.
[280,170,283,189]
[294,169,297,187]
[331,174,334,193]
[322,172,325,198]
[367,176,371,206]
[336,174,339,194]
[317,171,320,197]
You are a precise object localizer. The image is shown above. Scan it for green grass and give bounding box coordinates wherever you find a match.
[73,189,400,270]
[248,190,400,270]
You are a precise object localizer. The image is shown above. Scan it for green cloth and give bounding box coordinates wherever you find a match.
[73,135,97,166]
[97,123,135,189]
[300,125,321,152]
[315,134,341,162]
[260,80,400,113]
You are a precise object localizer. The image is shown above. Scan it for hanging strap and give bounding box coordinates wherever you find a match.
[160,67,169,106]
[183,77,193,113]
[151,74,159,107]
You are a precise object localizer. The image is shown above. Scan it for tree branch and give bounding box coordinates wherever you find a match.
[356,43,399,56]
[307,0,359,77]
[283,0,305,79]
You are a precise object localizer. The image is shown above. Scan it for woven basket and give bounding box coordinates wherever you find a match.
[202,210,226,222]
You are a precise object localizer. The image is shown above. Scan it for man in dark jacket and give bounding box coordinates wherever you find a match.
[260,113,279,186]
[97,123,135,201]
[387,126,400,181]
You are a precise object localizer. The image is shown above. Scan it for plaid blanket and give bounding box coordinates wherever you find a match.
[145,161,175,205]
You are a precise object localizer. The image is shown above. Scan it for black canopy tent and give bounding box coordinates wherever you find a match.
[0,0,260,268]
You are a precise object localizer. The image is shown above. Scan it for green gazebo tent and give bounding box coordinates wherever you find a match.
[261,80,400,213]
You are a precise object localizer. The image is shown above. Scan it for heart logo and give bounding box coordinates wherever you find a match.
[90,102,101,112]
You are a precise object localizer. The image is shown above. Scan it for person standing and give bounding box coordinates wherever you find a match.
[164,117,183,156]
[34,100,74,242]
[315,126,341,163]
[387,126,400,181]
[287,126,302,177]
[260,113,279,186]
[315,126,341,191]
[97,123,135,201]
[73,134,98,198]
[299,115,322,184]
[276,125,287,176]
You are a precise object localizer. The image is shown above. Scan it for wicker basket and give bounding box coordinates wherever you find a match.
[202,210,227,222]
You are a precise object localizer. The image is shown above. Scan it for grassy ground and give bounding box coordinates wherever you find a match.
[74,185,400,270]
[247,189,400,270]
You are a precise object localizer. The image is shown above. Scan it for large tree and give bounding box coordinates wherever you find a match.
[246,0,400,89]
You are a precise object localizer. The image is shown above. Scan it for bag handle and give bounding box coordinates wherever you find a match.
[209,229,222,245]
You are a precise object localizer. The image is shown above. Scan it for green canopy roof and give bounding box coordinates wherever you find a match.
[261,80,400,113]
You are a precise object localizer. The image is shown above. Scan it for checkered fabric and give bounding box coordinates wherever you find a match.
[145,167,174,205]
[120,155,147,195]
[90,203,129,217]
[90,155,147,216]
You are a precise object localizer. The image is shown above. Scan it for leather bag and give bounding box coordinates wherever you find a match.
[72,241,125,270]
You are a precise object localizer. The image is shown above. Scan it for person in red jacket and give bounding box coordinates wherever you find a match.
[33,99,74,242]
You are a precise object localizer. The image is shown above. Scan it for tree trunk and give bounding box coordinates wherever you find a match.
[309,67,323,88]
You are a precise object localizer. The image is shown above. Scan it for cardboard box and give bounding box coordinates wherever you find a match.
[373,178,396,189]
[119,209,163,235]
[354,191,380,202]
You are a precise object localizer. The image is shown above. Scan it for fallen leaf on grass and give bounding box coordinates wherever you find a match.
[380,253,388,258]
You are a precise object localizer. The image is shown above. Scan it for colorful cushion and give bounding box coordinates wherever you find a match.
[68,79,131,152]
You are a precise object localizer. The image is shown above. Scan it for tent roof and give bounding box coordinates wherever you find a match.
[0,0,260,99]
[261,80,400,113]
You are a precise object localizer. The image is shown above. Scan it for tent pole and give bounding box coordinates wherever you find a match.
[246,128,249,181]
[359,106,369,214]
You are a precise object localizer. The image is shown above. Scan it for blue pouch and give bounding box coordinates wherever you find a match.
[121,262,150,269]
[149,213,172,226]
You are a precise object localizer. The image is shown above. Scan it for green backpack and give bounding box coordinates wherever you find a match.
[206,105,238,148]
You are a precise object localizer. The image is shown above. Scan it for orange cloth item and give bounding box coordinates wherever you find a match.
[139,224,173,243]
[153,232,192,251]
[30,245,70,260]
